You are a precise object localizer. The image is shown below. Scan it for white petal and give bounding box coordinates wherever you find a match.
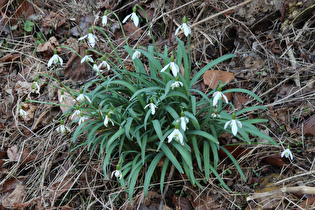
[289,151,293,160]
[81,56,87,63]
[170,62,179,77]
[183,23,191,36]
[102,15,107,26]
[58,56,63,66]
[104,116,109,127]
[47,56,54,67]
[236,120,242,128]
[84,95,92,103]
[168,130,176,143]
[224,120,231,129]
[231,120,238,136]
[122,14,132,23]
[212,92,220,106]
[131,13,139,27]
[150,103,156,115]
[160,63,170,72]
[78,35,87,41]
[222,93,228,103]
[175,25,182,35]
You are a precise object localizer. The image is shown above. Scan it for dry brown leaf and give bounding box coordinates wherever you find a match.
[218,145,250,159]
[172,195,192,210]
[303,114,315,136]
[36,36,60,58]
[203,70,234,90]
[64,43,92,81]
[262,155,286,167]
[58,89,75,114]
[0,53,20,63]
[7,145,19,161]
[2,178,25,194]
[234,92,250,109]
[123,22,143,41]
[2,184,26,208]
[10,0,35,25]
[42,11,66,30]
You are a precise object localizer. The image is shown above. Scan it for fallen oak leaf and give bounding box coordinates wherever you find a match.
[203,70,234,90]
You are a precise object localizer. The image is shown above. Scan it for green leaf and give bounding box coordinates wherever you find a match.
[24,20,34,32]
[186,130,219,144]
[160,143,184,173]
[106,128,125,152]
[128,164,142,203]
[192,136,202,170]
[152,120,163,141]
[172,141,192,169]
[219,146,246,182]
[143,152,164,197]
[203,141,210,180]
[160,157,169,193]
[223,88,262,103]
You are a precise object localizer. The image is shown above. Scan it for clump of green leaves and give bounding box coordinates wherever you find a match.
[49,6,277,202]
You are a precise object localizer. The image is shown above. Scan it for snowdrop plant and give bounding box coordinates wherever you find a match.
[175,16,191,37]
[78,27,98,48]
[281,147,293,160]
[51,5,277,203]
[102,10,108,26]
[122,6,139,27]
[47,49,63,67]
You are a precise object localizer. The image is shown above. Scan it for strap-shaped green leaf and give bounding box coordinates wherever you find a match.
[160,143,184,173]
[143,152,164,197]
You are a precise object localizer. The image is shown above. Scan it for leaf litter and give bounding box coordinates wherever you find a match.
[0,0,314,209]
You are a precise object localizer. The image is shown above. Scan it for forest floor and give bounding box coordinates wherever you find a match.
[0,0,315,209]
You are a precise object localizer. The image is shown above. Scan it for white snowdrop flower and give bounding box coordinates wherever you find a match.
[224,113,242,136]
[171,80,183,89]
[281,148,293,160]
[104,112,114,127]
[161,55,179,77]
[56,121,70,134]
[48,49,63,67]
[102,10,108,26]
[78,115,88,125]
[59,91,66,103]
[32,82,40,94]
[144,100,158,115]
[78,27,98,48]
[132,50,141,60]
[93,63,102,73]
[71,109,81,121]
[74,89,91,103]
[111,170,122,179]
[180,114,189,131]
[99,56,110,71]
[19,105,27,117]
[81,52,94,64]
[167,123,184,145]
[211,109,220,118]
[212,85,228,106]
[122,7,139,27]
[175,16,191,37]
